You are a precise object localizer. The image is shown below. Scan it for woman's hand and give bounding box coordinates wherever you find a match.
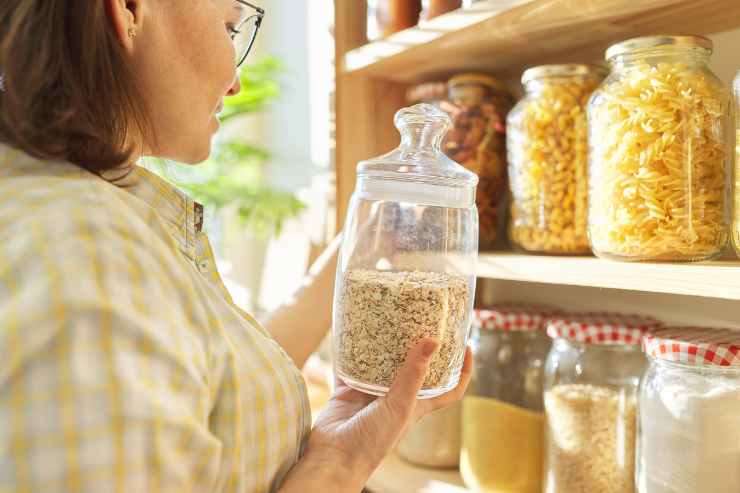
[279,339,473,492]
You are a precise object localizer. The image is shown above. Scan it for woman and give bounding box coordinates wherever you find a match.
[0,1,472,492]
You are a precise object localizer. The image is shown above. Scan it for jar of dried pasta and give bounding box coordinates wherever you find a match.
[507,65,605,254]
[543,312,661,493]
[461,305,554,493]
[441,73,513,250]
[732,71,740,257]
[588,35,731,262]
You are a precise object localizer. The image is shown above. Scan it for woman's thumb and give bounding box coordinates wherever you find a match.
[383,338,440,418]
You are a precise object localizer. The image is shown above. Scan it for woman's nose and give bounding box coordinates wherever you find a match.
[227,74,242,96]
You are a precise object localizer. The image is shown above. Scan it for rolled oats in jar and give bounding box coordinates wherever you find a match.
[441,73,513,250]
[543,312,661,493]
[507,65,605,254]
[588,35,731,261]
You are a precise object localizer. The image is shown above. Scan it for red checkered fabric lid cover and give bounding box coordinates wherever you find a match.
[546,312,662,345]
[474,304,557,332]
[643,327,740,367]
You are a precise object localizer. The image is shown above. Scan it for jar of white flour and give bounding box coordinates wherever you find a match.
[638,327,740,493]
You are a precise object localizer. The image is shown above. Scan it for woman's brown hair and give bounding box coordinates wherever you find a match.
[0,0,153,174]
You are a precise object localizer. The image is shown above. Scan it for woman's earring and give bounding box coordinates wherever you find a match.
[128,27,137,39]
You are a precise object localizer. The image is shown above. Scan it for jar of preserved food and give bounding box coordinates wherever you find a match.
[461,305,554,493]
[421,0,461,20]
[588,35,731,261]
[397,401,461,468]
[637,327,740,493]
[507,64,605,254]
[543,313,661,493]
[332,104,478,399]
[375,0,422,38]
[442,73,513,250]
[732,71,740,257]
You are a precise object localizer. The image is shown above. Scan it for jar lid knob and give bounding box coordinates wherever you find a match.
[394,103,451,152]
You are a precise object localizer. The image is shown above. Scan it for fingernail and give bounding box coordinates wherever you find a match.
[422,340,439,358]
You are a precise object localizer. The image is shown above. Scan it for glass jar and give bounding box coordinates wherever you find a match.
[637,327,740,493]
[441,73,513,250]
[375,0,422,38]
[397,402,461,468]
[461,305,554,493]
[543,313,661,493]
[421,0,461,20]
[332,103,478,399]
[588,35,731,262]
[507,65,605,254]
[732,71,740,257]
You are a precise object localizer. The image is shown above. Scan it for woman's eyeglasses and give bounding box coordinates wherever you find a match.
[231,1,265,68]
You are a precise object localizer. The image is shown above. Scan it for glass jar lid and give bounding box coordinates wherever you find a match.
[474,304,558,332]
[546,312,662,345]
[356,103,478,208]
[521,64,607,85]
[643,327,740,367]
[605,34,713,61]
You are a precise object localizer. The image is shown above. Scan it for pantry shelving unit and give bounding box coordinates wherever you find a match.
[333,1,740,491]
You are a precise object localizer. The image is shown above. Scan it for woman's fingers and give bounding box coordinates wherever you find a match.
[382,338,440,419]
[416,345,474,416]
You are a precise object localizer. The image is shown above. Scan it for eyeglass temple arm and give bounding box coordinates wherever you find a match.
[239,1,265,16]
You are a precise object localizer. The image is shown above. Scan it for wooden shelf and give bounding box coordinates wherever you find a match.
[477,252,740,300]
[366,453,468,493]
[342,0,740,82]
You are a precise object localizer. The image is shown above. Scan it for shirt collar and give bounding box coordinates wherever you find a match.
[113,165,204,260]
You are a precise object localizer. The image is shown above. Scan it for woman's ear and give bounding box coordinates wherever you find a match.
[104,0,146,50]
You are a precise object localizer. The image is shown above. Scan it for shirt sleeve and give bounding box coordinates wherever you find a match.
[0,207,222,492]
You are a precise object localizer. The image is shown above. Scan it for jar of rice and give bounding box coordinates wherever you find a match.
[543,312,661,493]
[507,64,605,254]
[588,35,731,262]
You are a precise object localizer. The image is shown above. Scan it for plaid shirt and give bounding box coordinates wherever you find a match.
[0,144,311,492]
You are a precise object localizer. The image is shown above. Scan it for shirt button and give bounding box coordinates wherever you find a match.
[197,260,209,273]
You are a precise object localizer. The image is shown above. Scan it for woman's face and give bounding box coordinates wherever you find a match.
[129,0,248,163]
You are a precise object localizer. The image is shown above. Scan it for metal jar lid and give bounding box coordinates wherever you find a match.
[605,35,713,61]
[448,73,509,94]
[521,64,608,85]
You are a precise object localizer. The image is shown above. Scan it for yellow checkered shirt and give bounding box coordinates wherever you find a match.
[0,144,311,492]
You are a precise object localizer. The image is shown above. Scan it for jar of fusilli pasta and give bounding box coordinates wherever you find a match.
[508,65,605,254]
[588,36,731,262]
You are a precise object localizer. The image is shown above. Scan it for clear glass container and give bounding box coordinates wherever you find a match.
[588,35,731,262]
[543,313,658,493]
[397,401,461,468]
[441,73,512,251]
[507,65,604,254]
[332,103,478,399]
[637,327,740,493]
[732,71,740,257]
[461,305,553,493]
